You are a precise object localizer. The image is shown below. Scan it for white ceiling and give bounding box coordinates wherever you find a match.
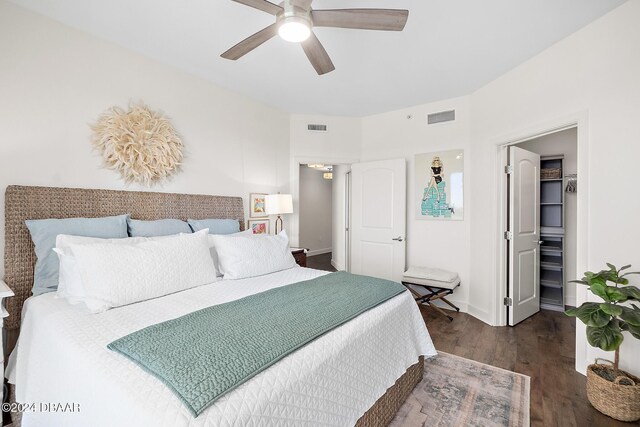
[11,0,626,116]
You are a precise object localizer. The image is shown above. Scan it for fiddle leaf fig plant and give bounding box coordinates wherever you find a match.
[566,263,640,372]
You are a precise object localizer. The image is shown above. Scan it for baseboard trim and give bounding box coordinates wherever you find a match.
[466,304,493,326]
[426,301,493,326]
[307,248,332,257]
[331,259,344,271]
[428,298,468,313]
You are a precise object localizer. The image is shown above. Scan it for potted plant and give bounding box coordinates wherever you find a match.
[566,263,640,422]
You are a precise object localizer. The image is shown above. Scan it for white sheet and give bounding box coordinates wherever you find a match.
[7,267,436,427]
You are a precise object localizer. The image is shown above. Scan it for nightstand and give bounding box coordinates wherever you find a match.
[0,280,14,406]
[291,248,307,267]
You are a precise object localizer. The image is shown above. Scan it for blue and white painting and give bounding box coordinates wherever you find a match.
[415,150,464,220]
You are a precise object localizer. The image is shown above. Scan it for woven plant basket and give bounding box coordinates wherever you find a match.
[586,359,640,422]
[541,168,562,179]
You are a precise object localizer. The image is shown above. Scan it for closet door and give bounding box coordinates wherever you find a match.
[508,147,541,326]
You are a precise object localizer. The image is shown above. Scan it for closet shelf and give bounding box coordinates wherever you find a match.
[541,286,563,305]
[541,241,562,249]
[541,269,562,282]
[539,155,565,311]
[541,226,565,236]
[541,248,562,254]
[541,262,562,270]
[541,255,562,268]
[541,281,563,289]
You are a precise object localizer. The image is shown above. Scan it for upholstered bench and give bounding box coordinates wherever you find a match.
[402,267,460,321]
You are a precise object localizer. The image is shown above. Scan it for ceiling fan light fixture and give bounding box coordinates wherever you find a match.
[222,0,409,75]
[278,16,311,42]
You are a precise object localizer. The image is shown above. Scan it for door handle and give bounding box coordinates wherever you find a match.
[392,236,404,242]
[536,240,544,245]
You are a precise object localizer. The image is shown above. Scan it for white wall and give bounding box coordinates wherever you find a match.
[358,1,640,375]
[469,1,640,374]
[331,164,351,271]
[361,97,472,312]
[0,1,290,279]
[298,166,332,255]
[290,115,362,161]
[516,128,578,306]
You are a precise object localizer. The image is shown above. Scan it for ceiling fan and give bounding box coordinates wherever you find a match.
[221,0,409,75]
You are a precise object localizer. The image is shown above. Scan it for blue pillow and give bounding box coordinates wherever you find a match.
[25,214,129,295]
[127,218,191,237]
[187,219,240,235]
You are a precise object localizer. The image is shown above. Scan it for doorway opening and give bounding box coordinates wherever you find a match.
[297,163,351,272]
[503,127,578,326]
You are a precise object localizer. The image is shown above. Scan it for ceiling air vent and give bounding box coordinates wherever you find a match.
[307,124,328,132]
[427,110,455,125]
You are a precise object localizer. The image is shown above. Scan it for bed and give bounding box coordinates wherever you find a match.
[3,185,436,426]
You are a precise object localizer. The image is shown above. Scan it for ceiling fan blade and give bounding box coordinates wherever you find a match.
[311,9,409,31]
[232,0,282,16]
[290,0,312,10]
[221,24,278,60]
[301,32,335,75]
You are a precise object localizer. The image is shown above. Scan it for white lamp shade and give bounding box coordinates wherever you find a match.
[265,194,293,215]
[278,17,311,43]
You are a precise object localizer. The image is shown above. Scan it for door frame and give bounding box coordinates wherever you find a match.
[345,170,351,272]
[289,156,359,248]
[494,112,590,373]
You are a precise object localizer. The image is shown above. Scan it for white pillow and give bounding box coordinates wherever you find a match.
[207,229,253,276]
[212,230,297,280]
[66,230,217,312]
[54,234,154,304]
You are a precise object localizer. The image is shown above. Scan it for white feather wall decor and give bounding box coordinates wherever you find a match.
[91,103,184,186]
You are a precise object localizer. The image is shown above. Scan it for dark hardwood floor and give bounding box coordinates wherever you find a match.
[305,254,625,426]
[306,252,337,272]
[421,306,630,427]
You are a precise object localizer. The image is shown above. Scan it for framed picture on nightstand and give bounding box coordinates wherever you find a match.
[248,219,269,235]
[249,193,268,218]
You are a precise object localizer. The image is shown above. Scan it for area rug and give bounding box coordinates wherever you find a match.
[390,352,530,427]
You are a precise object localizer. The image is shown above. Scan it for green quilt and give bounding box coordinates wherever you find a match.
[107,271,406,416]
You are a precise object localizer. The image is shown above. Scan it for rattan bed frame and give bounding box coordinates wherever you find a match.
[3,185,245,339]
[3,184,422,427]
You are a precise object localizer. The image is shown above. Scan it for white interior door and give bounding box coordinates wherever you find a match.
[350,159,406,281]
[508,146,541,325]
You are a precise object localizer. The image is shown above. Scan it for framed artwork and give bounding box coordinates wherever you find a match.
[248,219,270,235]
[249,193,267,218]
[415,149,464,221]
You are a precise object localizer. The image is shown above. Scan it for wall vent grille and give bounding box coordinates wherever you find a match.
[307,124,328,132]
[427,110,456,125]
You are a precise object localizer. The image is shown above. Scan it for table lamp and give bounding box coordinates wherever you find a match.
[265,193,293,235]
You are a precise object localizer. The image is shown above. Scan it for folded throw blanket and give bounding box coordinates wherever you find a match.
[108,271,406,416]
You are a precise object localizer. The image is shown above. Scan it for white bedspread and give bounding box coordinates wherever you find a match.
[7,267,436,426]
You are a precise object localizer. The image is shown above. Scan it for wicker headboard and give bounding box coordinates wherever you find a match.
[3,185,245,332]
